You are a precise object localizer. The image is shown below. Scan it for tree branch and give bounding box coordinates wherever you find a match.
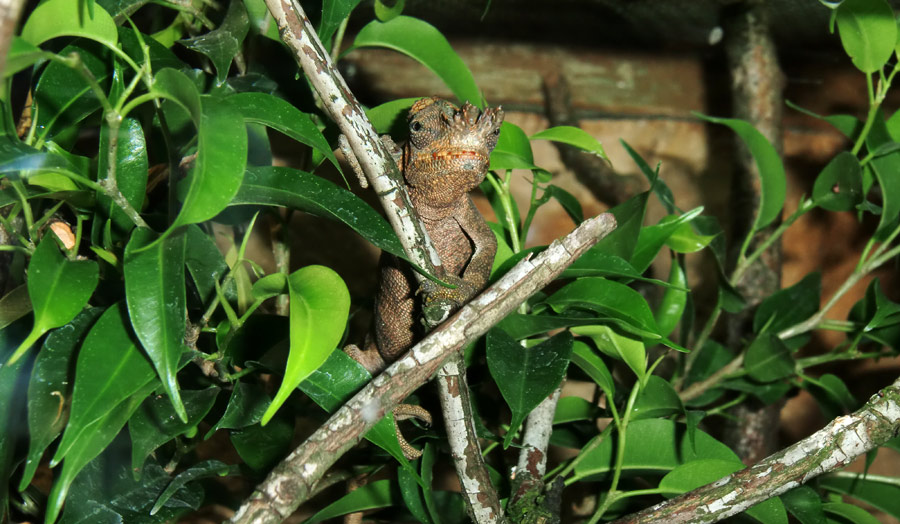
[258,0,501,520]
[228,213,617,524]
[611,376,900,524]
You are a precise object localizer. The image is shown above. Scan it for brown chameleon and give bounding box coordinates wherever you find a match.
[345,97,504,457]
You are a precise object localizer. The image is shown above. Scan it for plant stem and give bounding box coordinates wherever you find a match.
[588,382,640,523]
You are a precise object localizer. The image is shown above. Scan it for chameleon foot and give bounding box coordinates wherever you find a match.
[393,403,432,460]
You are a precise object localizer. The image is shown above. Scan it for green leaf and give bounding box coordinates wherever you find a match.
[231,414,294,470]
[228,92,339,170]
[805,374,857,420]
[399,459,432,524]
[207,381,270,436]
[553,396,598,424]
[4,37,56,77]
[836,0,897,73]
[129,388,219,476]
[590,191,649,262]
[562,250,650,280]
[571,325,646,382]
[150,460,236,515]
[305,479,398,524]
[46,380,159,524]
[95,116,148,240]
[185,225,230,305]
[262,265,350,424]
[367,97,419,135]
[375,0,406,21]
[530,126,609,162]
[496,312,602,340]
[782,486,828,524]
[660,459,788,524]
[696,114,786,230]
[813,151,863,211]
[546,185,584,225]
[125,228,188,421]
[0,284,32,331]
[8,235,99,364]
[570,340,615,399]
[51,303,156,465]
[665,222,716,253]
[621,138,677,214]
[786,101,862,140]
[572,418,740,482]
[352,16,482,106]
[819,476,900,520]
[867,150,900,240]
[486,329,573,448]
[744,334,795,383]
[655,258,687,338]
[179,0,249,83]
[493,121,534,164]
[21,0,118,49]
[632,375,683,420]
[546,277,662,339]
[632,207,704,273]
[319,0,364,45]
[420,443,444,524]
[20,308,103,490]
[152,69,247,233]
[232,166,407,259]
[754,272,821,335]
[822,501,883,524]
[0,320,29,523]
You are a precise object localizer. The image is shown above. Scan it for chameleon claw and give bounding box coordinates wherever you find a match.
[393,403,432,460]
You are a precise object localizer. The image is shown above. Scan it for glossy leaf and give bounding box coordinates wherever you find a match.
[150,460,236,515]
[95,116,148,239]
[530,126,609,162]
[660,459,787,524]
[20,308,103,490]
[232,166,406,259]
[696,114,786,230]
[305,479,397,524]
[179,0,249,82]
[621,138,677,213]
[9,236,99,364]
[632,208,704,273]
[553,396,598,424]
[590,191,649,262]
[782,486,828,524]
[0,284,31,331]
[665,222,715,253]
[786,100,862,140]
[52,303,156,465]
[32,41,110,140]
[753,272,821,335]
[493,121,534,164]
[572,418,739,482]
[819,476,900,520]
[47,380,159,524]
[4,36,54,77]
[262,265,350,424]
[632,375,683,420]
[228,92,339,170]
[655,258,687,338]
[571,325,646,381]
[0,321,29,523]
[570,340,615,399]
[812,151,863,211]
[398,464,431,523]
[744,334,795,383]
[152,69,247,233]
[320,0,364,45]
[353,16,482,106]
[868,150,900,240]
[497,313,601,340]
[125,228,188,421]
[822,501,882,524]
[836,0,897,73]
[547,277,662,339]
[207,381,270,436]
[367,97,419,135]
[806,373,857,420]
[375,0,405,21]
[21,0,118,49]
[129,388,219,476]
[486,329,573,448]
[230,414,294,470]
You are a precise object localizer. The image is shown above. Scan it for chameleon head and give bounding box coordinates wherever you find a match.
[403,97,504,205]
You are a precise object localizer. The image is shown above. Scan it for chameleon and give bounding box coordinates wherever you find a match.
[344,96,504,458]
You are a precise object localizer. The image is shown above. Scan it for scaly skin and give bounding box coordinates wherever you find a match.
[345,97,503,458]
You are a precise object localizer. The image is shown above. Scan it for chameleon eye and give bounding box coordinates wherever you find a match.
[411,121,423,132]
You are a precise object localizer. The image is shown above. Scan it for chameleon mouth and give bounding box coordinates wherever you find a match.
[431,150,486,163]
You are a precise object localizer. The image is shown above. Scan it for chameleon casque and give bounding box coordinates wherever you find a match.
[345,97,504,457]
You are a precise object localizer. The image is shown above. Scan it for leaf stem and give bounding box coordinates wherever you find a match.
[588,382,640,523]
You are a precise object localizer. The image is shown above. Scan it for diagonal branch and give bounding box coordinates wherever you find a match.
[611,376,900,524]
[229,213,617,524]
